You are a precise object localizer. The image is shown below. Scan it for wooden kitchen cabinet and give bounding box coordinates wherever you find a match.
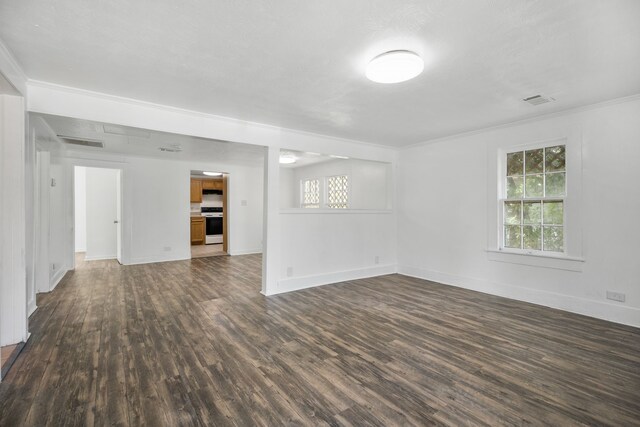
[190,179,202,203]
[190,217,205,245]
[202,179,223,190]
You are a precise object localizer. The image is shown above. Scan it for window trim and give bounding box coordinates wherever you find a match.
[325,174,350,209]
[299,177,321,209]
[488,135,584,267]
[498,144,567,255]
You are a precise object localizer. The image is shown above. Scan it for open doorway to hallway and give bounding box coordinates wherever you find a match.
[74,166,122,265]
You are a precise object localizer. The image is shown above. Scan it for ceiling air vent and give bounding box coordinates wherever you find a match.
[523,95,555,106]
[159,144,182,153]
[58,135,104,148]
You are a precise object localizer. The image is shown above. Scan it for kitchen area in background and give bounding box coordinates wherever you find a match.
[190,171,228,258]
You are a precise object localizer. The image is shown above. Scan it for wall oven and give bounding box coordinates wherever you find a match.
[201,207,223,244]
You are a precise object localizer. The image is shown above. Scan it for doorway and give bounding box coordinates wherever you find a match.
[74,166,122,265]
[190,170,228,258]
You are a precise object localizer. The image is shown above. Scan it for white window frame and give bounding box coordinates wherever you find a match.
[487,135,584,271]
[498,143,567,255]
[299,177,320,208]
[325,174,350,209]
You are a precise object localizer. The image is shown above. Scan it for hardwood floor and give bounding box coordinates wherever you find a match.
[1,255,639,426]
[191,243,227,259]
[1,344,23,380]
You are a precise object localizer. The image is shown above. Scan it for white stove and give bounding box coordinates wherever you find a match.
[201,207,223,244]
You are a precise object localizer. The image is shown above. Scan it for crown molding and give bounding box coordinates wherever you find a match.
[404,92,640,150]
[0,38,27,96]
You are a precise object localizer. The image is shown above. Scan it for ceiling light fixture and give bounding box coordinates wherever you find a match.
[203,171,222,176]
[366,50,424,84]
[329,155,349,160]
[279,153,296,164]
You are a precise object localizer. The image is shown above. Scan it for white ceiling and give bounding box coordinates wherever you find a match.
[3,1,640,146]
[35,114,265,166]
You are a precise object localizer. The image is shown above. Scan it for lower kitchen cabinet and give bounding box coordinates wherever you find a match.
[190,217,205,245]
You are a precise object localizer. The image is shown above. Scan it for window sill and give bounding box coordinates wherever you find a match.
[280,209,393,215]
[486,249,584,272]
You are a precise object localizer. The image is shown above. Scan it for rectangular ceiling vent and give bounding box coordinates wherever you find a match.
[523,95,555,106]
[58,135,104,148]
[159,144,183,153]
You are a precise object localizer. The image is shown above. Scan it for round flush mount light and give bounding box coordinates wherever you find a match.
[279,153,296,164]
[366,50,424,84]
[203,171,222,176]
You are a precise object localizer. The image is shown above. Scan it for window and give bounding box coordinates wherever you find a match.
[301,178,320,208]
[327,175,349,209]
[502,145,565,253]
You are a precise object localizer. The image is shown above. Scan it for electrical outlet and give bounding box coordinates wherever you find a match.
[163,246,171,252]
[286,267,293,277]
[606,291,626,303]
[241,200,248,206]
[374,256,380,264]
[51,263,56,271]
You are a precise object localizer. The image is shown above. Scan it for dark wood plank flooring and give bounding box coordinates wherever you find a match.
[1,254,639,426]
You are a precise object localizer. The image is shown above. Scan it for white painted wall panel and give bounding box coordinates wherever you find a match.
[0,94,27,346]
[47,152,265,267]
[282,159,391,209]
[74,166,87,252]
[398,97,640,327]
[277,211,397,294]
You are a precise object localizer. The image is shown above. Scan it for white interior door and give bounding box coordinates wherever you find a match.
[85,167,118,261]
[115,170,122,264]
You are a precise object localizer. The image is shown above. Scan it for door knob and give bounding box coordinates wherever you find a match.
[114,220,119,224]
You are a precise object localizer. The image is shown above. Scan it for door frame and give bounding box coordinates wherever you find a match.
[70,160,129,268]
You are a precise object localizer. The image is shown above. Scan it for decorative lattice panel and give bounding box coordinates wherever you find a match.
[302,179,320,208]
[327,175,348,209]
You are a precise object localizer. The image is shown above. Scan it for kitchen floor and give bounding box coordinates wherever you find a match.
[191,243,226,259]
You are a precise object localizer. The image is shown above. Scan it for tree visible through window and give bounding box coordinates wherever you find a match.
[327,175,348,209]
[503,145,565,252]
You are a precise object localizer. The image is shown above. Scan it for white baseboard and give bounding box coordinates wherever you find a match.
[49,267,68,292]
[269,264,397,296]
[27,302,37,317]
[228,248,262,256]
[398,265,640,328]
[126,252,191,266]
[84,254,116,261]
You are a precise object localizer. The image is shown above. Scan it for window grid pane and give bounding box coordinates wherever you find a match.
[302,179,319,208]
[502,145,565,252]
[327,175,348,209]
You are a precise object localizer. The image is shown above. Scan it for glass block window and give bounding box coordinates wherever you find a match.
[301,179,320,208]
[503,145,565,252]
[327,175,348,209]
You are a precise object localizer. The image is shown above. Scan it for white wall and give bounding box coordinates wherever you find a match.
[46,151,265,267]
[74,166,87,252]
[277,211,396,294]
[26,82,399,296]
[281,159,391,210]
[279,168,295,209]
[398,96,640,327]
[0,94,27,346]
[48,154,72,289]
[85,167,118,260]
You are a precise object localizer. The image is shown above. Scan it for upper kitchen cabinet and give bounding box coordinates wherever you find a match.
[202,179,223,190]
[190,179,203,203]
